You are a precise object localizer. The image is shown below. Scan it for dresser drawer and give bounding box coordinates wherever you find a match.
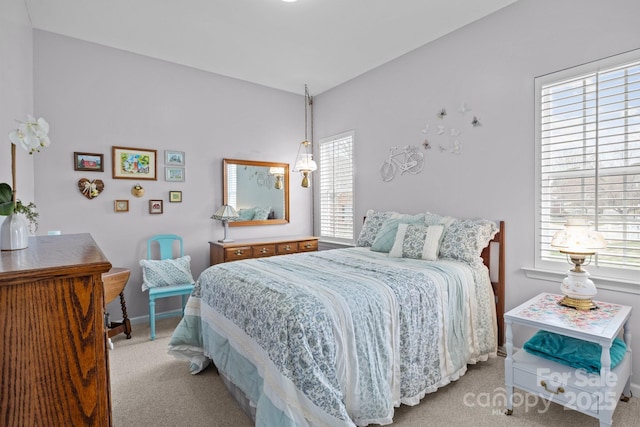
[252,244,276,258]
[298,239,318,252]
[225,246,253,261]
[277,242,299,255]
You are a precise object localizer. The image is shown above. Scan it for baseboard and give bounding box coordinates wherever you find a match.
[108,309,184,326]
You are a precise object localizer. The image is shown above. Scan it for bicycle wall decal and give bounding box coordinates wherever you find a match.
[379,145,424,181]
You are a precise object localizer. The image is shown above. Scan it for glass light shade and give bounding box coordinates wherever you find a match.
[269,167,285,176]
[294,154,317,172]
[211,204,239,221]
[550,218,607,255]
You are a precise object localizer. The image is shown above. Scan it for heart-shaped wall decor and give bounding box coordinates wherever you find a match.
[78,178,104,199]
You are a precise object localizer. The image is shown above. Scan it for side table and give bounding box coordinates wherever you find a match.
[504,292,632,427]
[102,267,132,339]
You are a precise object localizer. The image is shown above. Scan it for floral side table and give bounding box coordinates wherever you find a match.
[504,292,632,427]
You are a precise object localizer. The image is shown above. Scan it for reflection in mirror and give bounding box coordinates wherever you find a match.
[223,158,290,226]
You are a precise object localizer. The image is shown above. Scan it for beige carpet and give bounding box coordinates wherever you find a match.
[109,318,638,426]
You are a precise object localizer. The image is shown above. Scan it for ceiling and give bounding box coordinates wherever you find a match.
[24,0,518,95]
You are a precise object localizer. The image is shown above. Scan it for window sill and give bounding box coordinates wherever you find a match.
[522,267,640,296]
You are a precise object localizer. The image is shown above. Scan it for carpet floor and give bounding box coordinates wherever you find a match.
[109,318,638,426]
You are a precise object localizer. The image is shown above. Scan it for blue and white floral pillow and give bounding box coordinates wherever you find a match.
[439,219,498,266]
[370,214,426,253]
[356,210,395,247]
[140,255,194,291]
[253,206,271,220]
[389,223,445,260]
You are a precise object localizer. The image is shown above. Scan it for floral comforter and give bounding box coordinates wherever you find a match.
[168,247,496,426]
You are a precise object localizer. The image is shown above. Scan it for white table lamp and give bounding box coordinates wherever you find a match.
[550,218,607,310]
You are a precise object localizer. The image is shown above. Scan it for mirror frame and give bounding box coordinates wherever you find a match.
[223,158,290,227]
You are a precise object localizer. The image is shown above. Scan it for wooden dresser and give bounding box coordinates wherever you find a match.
[209,236,318,265]
[0,234,113,426]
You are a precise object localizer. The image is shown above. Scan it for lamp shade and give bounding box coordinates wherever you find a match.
[550,218,607,255]
[211,204,239,221]
[294,153,317,172]
[269,166,285,176]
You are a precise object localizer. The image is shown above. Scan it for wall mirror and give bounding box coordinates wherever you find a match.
[223,158,290,226]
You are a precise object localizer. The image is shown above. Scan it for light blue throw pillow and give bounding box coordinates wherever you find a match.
[238,208,256,221]
[140,255,194,291]
[370,214,426,253]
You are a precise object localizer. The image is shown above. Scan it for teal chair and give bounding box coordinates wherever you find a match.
[145,234,195,340]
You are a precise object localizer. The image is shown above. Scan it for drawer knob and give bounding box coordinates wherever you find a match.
[285,245,291,251]
[540,380,564,395]
[304,243,312,248]
[234,249,244,256]
[260,247,268,253]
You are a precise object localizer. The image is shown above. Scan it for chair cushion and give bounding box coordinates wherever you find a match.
[140,255,194,292]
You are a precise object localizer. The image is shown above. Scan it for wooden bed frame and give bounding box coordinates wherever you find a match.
[481,220,506,348]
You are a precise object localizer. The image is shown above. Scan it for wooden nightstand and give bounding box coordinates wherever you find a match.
[504,293,632,427]
[209,236,318,265]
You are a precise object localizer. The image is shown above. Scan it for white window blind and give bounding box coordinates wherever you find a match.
[227,164,237,207]
[536,52,640,276]
[318,131,354,243]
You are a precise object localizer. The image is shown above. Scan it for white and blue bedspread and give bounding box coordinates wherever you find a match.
[168,247,496,426]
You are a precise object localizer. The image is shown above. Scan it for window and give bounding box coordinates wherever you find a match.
[535,50,640,281]
[317,131,354,244]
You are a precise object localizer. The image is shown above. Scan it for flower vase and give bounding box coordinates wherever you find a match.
[1,213,29,250]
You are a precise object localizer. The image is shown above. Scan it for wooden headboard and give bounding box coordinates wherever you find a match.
[481,220,505,348]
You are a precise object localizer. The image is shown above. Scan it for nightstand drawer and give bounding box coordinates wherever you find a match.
[225,246,253,261]
[277,242,299,254]
[513,365,600,413]
[252,244,276,258]
[298,239,318,252]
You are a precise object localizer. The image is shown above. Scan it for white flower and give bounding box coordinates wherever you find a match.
[8,115,51,154]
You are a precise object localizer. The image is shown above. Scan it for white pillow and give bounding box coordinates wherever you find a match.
[389,224,445,261]
[140,255,194,291]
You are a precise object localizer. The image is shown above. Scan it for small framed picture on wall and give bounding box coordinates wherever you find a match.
[165,167,185,182]
[114,200,129,212]
[165,150,185,166]
[169,191,182,203]
[149,200,163,214]
[74,152,104,172]
[112,146,157,180]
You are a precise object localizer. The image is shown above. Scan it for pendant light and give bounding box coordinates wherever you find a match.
[293,84,317,188]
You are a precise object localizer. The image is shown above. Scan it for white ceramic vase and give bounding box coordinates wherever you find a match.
[1,213,29,250]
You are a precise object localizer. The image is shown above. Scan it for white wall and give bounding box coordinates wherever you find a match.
[0,0,34,205]
[32,32,314,321]
[314,0,640,389]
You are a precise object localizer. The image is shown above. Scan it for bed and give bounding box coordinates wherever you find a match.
[168,212,505,426]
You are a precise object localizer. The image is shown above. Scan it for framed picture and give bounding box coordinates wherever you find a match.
[114,200,129,212]
[74,152,104,172]
[165,150,185,166]
[112,146,157,180]
[169,191,182,203]
[165,167,185,182]
[149,200,163,214]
